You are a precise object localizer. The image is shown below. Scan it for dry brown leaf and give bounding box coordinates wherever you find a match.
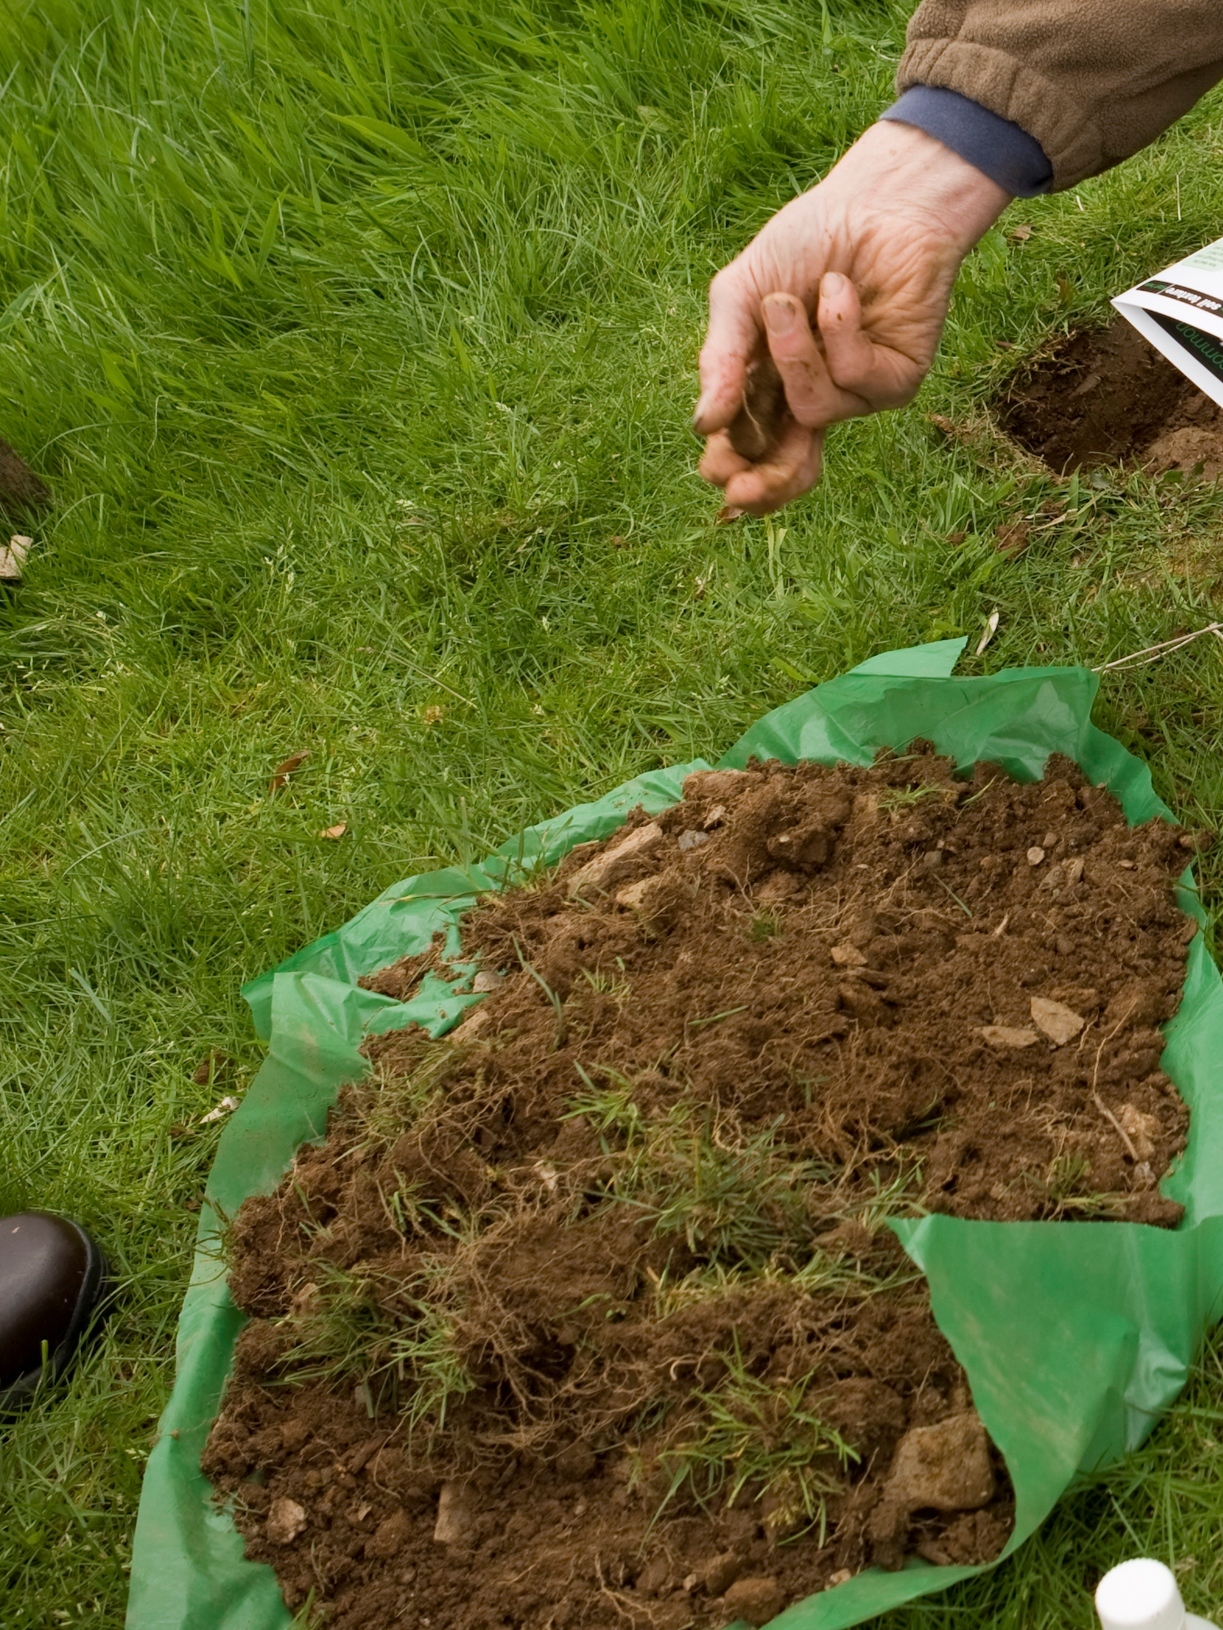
[269,749,309,795]
[319,822,347,840]
[1007,224,1032,243]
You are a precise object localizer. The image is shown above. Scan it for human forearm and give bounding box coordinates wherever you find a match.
[898,0,1223,190]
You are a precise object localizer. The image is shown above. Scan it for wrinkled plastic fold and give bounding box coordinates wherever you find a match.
[126,638,1223,1630]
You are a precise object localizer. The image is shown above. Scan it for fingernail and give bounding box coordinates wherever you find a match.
[763,297,797,336]
[822,271,846,297]
[692,393,710,432]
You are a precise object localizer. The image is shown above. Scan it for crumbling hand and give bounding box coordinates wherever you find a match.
[694,121,1010,515]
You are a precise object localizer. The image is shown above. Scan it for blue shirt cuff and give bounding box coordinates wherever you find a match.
[879,85,1053,198]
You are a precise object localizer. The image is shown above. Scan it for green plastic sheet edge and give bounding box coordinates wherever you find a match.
[125,637,1223,1630]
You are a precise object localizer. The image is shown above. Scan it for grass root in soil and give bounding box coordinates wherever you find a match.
[203,747,1199,1630]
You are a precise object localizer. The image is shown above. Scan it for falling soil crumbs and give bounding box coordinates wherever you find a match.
[204,748,1200,1630]
[1000,315,1223,476]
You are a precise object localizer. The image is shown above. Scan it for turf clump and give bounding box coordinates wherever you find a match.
[203,748,1196,1629]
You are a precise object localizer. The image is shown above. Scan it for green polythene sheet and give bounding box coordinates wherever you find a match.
[127,638,1223,1630]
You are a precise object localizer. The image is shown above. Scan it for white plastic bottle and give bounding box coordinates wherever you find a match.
[1096,1559,1219,1630]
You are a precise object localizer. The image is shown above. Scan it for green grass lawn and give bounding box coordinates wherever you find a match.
[4,0,1223,1624]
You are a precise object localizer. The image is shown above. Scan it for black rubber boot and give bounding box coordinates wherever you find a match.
[0,1212,110,1409]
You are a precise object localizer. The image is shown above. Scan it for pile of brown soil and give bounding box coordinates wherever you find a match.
[203,749,1197,1630]
[999,317,1223,476]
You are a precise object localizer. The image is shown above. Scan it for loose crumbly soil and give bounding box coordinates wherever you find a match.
[999,317,1223,475]
[204,749,1198,1630]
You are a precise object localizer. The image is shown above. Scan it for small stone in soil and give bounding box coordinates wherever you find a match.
[1029,996,1085,1046]
[265,1497,307,1545]
[677,828,710,851]
[567,821,664,894]
[980,1025,1040,1049]
[1119,1104,1159,1161]
[1027,847,1046,865]
[432,1479,476,1545]
[830,942,867,967]
[449,1005,491,1044]
[615,877,652,908]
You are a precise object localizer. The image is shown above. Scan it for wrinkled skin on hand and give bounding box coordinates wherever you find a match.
[694,121,1011,515]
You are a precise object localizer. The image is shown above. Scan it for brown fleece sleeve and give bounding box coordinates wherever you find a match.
[897,1,1223,190]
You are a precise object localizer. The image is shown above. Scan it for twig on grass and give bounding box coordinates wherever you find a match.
[1095,623,1223,672]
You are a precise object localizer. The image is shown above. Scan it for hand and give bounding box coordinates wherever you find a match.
[694,121,1011,515]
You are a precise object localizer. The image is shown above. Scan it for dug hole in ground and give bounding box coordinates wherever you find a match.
[201,742,1201,1630]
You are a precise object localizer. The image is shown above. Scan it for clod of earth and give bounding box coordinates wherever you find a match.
[204,747,1197,1630]
[867,1411,996,1571]
[883,1413,996,1511]
[720,1576,785,1626]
